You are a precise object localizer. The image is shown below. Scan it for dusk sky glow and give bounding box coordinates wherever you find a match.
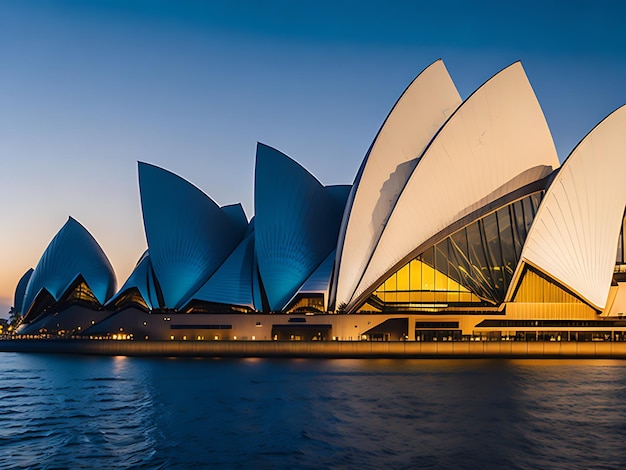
[2,0,626,315]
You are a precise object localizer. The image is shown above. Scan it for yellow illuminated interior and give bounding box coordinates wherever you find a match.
[373,259,481,305]
[514,266,586,304]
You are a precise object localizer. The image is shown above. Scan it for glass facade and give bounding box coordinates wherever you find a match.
[369,192,543,312]
[616,213,626,264]
[513,266,588,304]
[112,288,149,310]
[62,280,99,305]
[286,294,325,313]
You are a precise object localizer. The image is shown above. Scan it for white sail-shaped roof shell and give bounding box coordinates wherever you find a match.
[508,105,626,310]
[22,217,117,315]
[333,60,462,309]
[13,268,33,314]
[182,230,255,309]
[347,62,560,311]
[286,249,336,311]
[107,251,160,310]
[138,162,247,309]
[254,144,347,312]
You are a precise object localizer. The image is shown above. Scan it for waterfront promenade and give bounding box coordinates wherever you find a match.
[3,339,626,358]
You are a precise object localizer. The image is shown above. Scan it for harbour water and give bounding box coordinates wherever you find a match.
[1,353,626,469]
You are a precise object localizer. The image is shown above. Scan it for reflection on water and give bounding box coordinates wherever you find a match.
[1,355,626,469]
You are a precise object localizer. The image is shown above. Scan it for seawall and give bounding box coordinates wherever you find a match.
[2,339,626,358]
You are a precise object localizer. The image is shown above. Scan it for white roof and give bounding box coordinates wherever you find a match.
[347,62,560,311]
[333,60,462,308]
[509,104,626,310]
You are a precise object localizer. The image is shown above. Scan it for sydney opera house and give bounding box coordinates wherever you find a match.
[11,60,626,343]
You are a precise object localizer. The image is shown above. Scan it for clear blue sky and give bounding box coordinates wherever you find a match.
[1,0,626,314]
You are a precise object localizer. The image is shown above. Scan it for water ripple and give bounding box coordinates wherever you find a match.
[1,355,626,468]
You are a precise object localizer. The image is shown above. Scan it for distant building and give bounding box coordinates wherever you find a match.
[14,60,626,342]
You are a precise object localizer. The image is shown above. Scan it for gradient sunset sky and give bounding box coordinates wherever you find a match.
[1,0,626,315]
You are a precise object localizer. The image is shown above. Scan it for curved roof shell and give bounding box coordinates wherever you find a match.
[138,162,248,309]
[509,105,626,310]
[21,217,117,315]
[107,251,160,310]
[286,249,337,311]
[221,203,249,231]
[13,268,33,314]
[182,228,255,309]
[333,59,462,309]
[346,62,560,312]
[254,143,347,311]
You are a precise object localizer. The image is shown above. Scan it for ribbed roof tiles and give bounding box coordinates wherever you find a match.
[107,251,160,310]
[13,268,33,314]
[347,62,560,311]
[21,217,116,315]
[182,228,255,309]
[254,143,347,311]
[138,162,247,309]
[510,104,626,310]
[333,59,462,309]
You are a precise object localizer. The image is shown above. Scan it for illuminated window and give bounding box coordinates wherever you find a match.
[367,192,543,312]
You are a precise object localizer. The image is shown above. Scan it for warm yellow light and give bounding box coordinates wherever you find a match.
[252,336,256,340]
[170,335,175,340]
[233,336,237,340]
[112,334,118,340]
[182,335,187,340]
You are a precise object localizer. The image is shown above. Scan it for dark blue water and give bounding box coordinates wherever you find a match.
[1,354,626,469]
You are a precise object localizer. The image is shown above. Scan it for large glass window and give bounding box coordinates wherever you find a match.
[367,192,544,312]
[616,213,626,265]
[496,206,515,285]
[512,200,526,255]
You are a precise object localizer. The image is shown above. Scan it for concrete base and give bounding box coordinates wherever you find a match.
[2,339,626,359]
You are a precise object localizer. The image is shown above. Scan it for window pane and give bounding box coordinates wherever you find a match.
[467,221,496,302]
[396,264,410,291]
[383,272,397,293]
[409,259,422,291]
[618,226,624,264]
[450,229,472,291]
[522,196,535,234]
[496,206,516,285]
[531,192,543,214]
[421,248,435,291]
[512,200,526,253]
[482,212,504,299]
[434,242,449,292]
